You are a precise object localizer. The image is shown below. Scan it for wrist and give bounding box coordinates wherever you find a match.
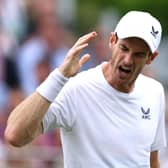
[36,68,69,102]
[58,65,72,78]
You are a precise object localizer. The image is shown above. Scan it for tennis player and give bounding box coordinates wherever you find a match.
[5,11,167,168]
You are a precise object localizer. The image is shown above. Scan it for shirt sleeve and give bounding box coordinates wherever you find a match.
[151,86,167,151]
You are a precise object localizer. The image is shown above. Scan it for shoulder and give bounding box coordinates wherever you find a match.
[137,74,164,95]
[70,65,101,85]
[59,65,102,96]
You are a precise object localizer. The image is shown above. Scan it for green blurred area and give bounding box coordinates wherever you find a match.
[76,0,168,36]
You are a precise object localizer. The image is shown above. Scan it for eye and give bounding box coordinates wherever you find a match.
[134,52,147,58]
[119,44,128,52]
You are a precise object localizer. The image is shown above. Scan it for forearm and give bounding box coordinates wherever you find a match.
[151,161,160,168]
[5,92,50,147]
[150,151,160,168]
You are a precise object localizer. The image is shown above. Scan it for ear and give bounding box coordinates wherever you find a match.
[109,32,117,49]
[146,51,158,65]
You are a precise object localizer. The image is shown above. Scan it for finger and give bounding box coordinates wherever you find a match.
[74,43,88,52]
[74,31,97,47]
[69,43,88,57]
[79,54,90,67]
[80,31,97,41]
[78,32,97,43]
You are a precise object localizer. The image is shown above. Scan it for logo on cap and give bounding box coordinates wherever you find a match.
[151,26,159,39]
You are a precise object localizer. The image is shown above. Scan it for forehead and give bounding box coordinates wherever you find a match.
[118,37,150,52]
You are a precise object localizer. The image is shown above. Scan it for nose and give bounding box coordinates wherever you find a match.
[123,53,133,66]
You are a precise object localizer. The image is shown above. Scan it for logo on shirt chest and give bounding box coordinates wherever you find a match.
[141,107,151,120]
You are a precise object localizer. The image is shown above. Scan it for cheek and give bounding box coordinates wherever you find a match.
[111,47,120,60]
[135,57,148,67]
[110,52,120,66]
[134,62,146,74]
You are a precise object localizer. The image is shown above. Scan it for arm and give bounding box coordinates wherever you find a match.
[4,32,97,147]
[5,92,50,147]
[150,151,160,168]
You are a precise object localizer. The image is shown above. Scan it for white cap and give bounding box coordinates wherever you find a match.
[114,11,162,53]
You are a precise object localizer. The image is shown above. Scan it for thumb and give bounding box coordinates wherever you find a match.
[79,54,90,67]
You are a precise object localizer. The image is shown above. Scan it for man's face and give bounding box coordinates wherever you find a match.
[108,34,155,91]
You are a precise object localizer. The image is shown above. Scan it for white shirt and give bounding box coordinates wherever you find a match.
[42,64,167,168]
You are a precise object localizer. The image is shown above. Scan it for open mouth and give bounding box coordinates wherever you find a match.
[119,66,131,73]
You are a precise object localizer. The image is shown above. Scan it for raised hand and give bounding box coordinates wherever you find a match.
[59,31,97,77]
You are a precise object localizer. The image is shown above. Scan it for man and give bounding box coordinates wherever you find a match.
[5,11,167,168]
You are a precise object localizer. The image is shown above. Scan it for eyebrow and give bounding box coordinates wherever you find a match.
[135,51,147,56]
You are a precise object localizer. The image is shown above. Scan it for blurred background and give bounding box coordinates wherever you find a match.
[0,0,167,167]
